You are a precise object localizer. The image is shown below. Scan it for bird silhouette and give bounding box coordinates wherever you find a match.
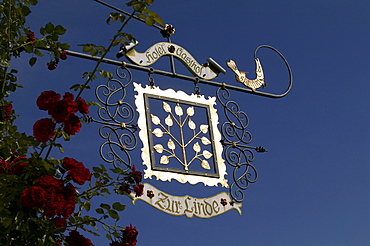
[226,58,266,91]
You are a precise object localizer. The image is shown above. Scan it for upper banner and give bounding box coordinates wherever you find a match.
[124,42,221,80]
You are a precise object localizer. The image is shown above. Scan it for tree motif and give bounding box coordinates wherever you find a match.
[151,102,213,171]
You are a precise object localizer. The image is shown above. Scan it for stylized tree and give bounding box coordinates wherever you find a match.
[151,102,213,171]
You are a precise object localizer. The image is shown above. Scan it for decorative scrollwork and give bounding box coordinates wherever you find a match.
[216,86,266,203]
[87,66,137,170]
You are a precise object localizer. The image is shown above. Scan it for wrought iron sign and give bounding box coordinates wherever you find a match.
[75,0,293,218]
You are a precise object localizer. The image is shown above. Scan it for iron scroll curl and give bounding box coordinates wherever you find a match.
[252,45,293,98]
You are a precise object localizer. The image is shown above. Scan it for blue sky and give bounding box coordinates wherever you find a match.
[11,0,369,245]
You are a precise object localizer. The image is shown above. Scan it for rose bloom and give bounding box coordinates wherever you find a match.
[122,224,138,246]
[36,90,61,111]
[21,186,47,208]
[62,202,76,218]
[65,230,93,246]
[62,157,80,170]
[47,62,57,70]
[60,50,68,60]
[64,114,81,135]
[33,118,56,142]
[8,156,29,175]
[1,103,13,121]
[131,166,142,184]
[47,99,71,123]
[133,184,144,197]
[36,175,64,191]
[77,98,89,115]
[67,165,91,185]
[54,217,67,232]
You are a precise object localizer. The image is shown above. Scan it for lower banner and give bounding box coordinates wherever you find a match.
[131,183,242,218]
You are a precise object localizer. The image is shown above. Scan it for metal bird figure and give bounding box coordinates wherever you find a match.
[226,58,266,91]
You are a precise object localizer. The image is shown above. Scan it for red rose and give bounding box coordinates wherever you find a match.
[131,166,142,184]
[77,98,89,115]
[36,175,63,190]
[36,90,61,111]
[47,62,57,70]
[62,203,76,218]
[64,183,76,204]
[122,224,138,246]
[47,99,71,123]
[65,230,93,246]
[133,184,144,197]
[63,114,81,135]
[21,186,46,208]
[66,164,91,185]
[60,50,68,60]
[63,92,75,101]
[33,118,55,142]
[1,103,12,121]
[0,159,9,174]
[9,156,29,175]
[26,30,35,42]
[54,217,67,232]
[62,157,80,170]
[119,183,131,195]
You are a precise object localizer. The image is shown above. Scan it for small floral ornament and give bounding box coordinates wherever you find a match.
[220,198,228,207]
[160,24,175,38]
[147,190,154,199]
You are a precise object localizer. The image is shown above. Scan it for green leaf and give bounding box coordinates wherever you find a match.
[90,49,98,56]
[84,202,91,212]
[96,208,104,214]
[93,166,102,174]
[108,209,119,220]
[59,43,70,50]
[54,25,67,35]
[70,84,81,91]
[100,203,110,210]
[106,233,112,241]
[145,16,155,26]
[112,202,126,211]
[82,44,93,52]
[119,14,126,22]
[21,6,32,16]
[154,16,164,26]
[147,11,157,17]
[45,22,55,34]
[34,49,44,57]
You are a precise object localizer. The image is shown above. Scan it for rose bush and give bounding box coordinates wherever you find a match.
[0,0,163,245]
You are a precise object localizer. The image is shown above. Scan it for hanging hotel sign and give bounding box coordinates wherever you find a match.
[123,42,225,80]
[133,82,240,218]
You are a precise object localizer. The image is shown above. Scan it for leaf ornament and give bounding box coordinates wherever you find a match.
[152,128,164,137]
[163,102,171,112]
[175,104,183,116]
[151,114,160,125]
[201,160,211,170]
